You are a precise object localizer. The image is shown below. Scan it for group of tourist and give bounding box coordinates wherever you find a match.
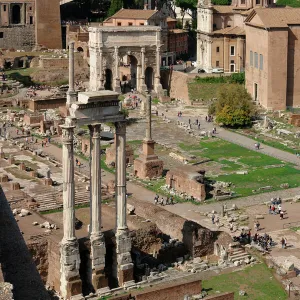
[252,232,274,251]
[205,115,214,122]
[154,194,174,206]
[268,198,286,220]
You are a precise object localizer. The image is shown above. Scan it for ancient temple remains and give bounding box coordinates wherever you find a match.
[59,42,133,299]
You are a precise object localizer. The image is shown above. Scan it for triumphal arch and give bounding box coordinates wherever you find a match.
[89,26,163,95]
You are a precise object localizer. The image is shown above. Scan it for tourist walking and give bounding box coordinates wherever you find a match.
[160,197,164,206]
[170,196,174,205]
[211,213,215,224]
[215,216,220,228]
[280,210,284,220]
[281,237,286,249]
[154,194,159,205]
[229,222,233,232]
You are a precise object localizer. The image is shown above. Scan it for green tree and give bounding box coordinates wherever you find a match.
[175,0,197,29]
[108,0,123,17]
[215,85,255,127]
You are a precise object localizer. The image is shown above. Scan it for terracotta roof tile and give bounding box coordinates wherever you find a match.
[213,26,245,35]
[251,8,300,28]
[108,8,158,20]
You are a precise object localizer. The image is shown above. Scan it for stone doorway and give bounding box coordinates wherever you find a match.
[104,69,113,90]
[12,5,21,24]
[129,55,137,90]
[145,67,154,91]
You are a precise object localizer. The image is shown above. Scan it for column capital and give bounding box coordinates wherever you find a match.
[141,47,145,53]
[91,124,101,139]
[61,125,75,144]
[115,122,126,135]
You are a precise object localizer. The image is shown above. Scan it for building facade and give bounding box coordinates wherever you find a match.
[196,0,273,73]
[245,8,300,110]
[0,0,62,51]
[167,18,188,62]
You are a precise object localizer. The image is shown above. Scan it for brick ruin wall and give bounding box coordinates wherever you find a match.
[289,114,300,126]
[0,26,35,51]
[38,58,69,69]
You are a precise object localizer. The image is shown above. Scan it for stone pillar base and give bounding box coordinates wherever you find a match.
[114,79,121,93]
[140,83,148,93]
[19,163,26,171]
[154,83,163,96]
[60,239,82,299]
[44,178,53,186]
[67,91,77,104]
[133,155,164,180]
[8,157,15,165]
[118,263,134,287]
[11,182,20,190]
[92,268,108,291]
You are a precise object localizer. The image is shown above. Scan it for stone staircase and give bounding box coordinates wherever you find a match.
[25,182,91,212]
[228,246,251,264]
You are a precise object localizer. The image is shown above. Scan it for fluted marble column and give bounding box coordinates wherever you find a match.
[140,47,147,92]
[90,124,106,290]
[115,121,133,286]
[60,117,81,299]
[67,42,77,104]
[114,46,121,93]
[154,46,163,94]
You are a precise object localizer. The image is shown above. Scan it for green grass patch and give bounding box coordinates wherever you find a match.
[178,138,300,197]
[203,263,287,299]
[290,226,300,232]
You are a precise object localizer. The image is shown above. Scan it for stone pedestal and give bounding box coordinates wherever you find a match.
[60,239,82,299]
[105,141,134,167]
[134,140,164,179]
[44,178,53,186]
[11,182,20,190]
[30,171,37,178]
[8,155,15,165]
[0,174,8,182]
[19,163,26,171]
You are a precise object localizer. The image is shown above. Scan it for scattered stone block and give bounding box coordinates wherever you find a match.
[255,215,264,220]
[30,171,37,177]
[282,260,294,272]
[280,183,289,189]
[44,178,53,186]
[20,209,30,216]
[239,215,249,221]
[236,171,248,175]
[32,222,39,226]
[127,204,135,215]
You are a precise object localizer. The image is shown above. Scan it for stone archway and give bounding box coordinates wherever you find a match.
[12,5,21,24]
[145,67,154,91]
[104,69,113,90]
[129,55,137,90]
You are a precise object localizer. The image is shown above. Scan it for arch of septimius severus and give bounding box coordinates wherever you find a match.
[89,26,163,95]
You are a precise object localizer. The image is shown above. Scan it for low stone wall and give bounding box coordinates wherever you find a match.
[128,197,215,258]
[206,292,235,300]
[23,114,43,126]
[289,114,300,126]
[39,58,69,69]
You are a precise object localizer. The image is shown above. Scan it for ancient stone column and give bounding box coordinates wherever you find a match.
[115,121,134,286]
[140,47,147,92]
[90,124,107,291]
[114,46,121,93]
[154,46,163,95]
[67,42,77,104]
[60,117,82,299]
[146,93,152,141]
[99,49,104,89]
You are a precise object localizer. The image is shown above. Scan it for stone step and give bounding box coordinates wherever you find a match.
[229,253,250,263]
[230,249,244,256]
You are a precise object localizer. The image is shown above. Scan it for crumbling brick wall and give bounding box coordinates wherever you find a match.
[289,114,300,126]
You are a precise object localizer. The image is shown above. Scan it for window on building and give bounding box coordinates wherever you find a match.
[117,22,121,26]
[241,0,246,4]
[12,5,21,24]
[259,54,263,70]
[140,23,144,25]
[30,16,33,24]
[216,46,220,53]
[250,50,253,66]
[254,52,258,68]
[230,64,235,72]
[230,46,235,56]
[231,60,234,63]
[29,6,32,11]
[128,22,133,26]
[256,0,260,4]
[0,32,3,38]
[216,61,219,67]
[3,5,6,12]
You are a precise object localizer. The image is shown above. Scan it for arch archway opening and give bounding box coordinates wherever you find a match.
[77,47,84,52]
[145,67,154,91]
[12,5,21,24]
[128,55,138,90]
[104,69,113,91]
